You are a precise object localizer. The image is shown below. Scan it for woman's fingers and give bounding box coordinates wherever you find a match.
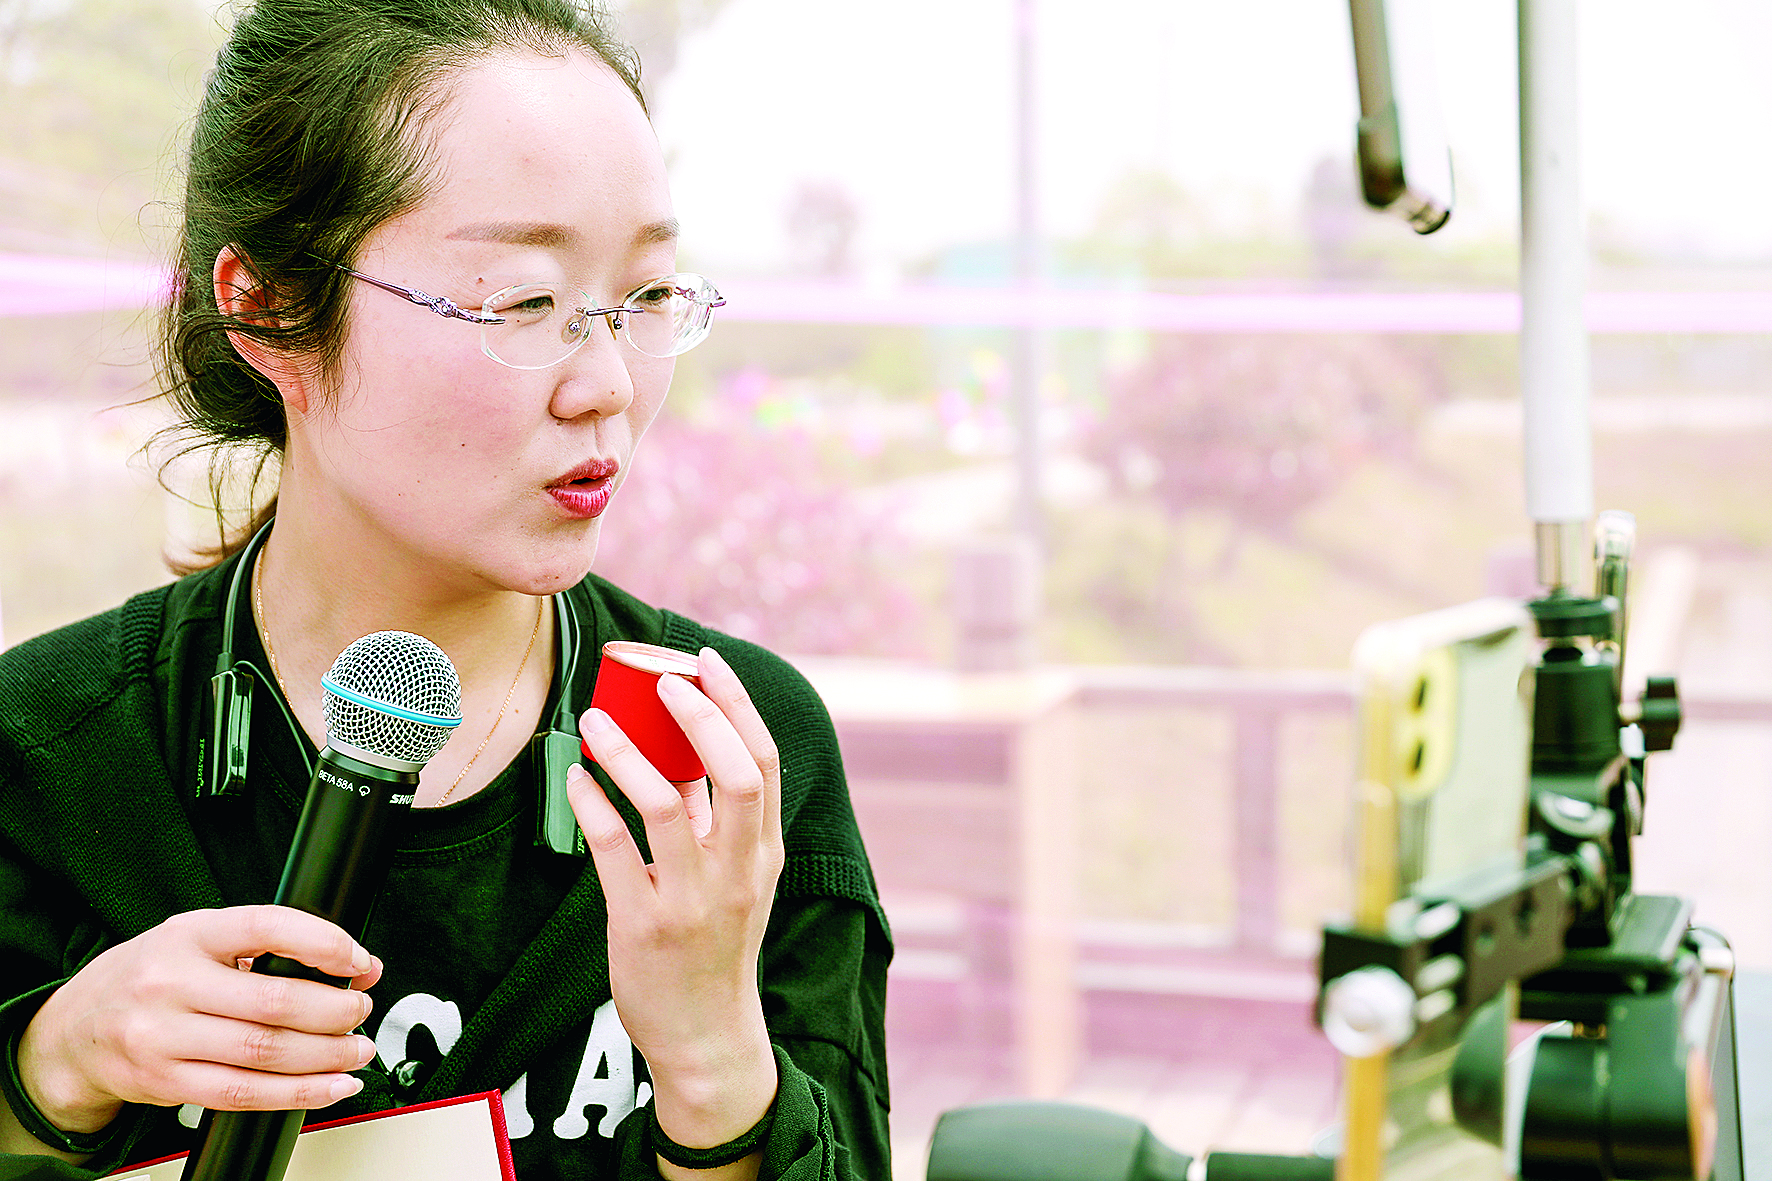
[183,905,372,981]
[194,959,374,1036]
[348,955,384,992]
[18,907,381,1126]
[162,1012,375,1079]
[162,1059,365,1113]
[655,674,767,844]
[576,650,784,894]
[562,655,782,1106]
[679,648,783,848]
[694,649,776,772]
[674,776,714,840]
[565,761,648,900]
[576,710,702,864]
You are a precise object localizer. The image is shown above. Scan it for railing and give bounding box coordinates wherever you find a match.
[16,251,1772,332]
[1066,666,1354,953]
[806,660,1359,1096]
[803,654,1772,1097]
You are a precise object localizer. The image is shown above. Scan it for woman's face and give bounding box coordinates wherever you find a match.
[287,49,678,596]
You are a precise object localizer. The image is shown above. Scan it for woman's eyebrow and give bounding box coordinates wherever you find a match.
[635,218,679,247]
[446,220,578,247]
[444,219,680,249]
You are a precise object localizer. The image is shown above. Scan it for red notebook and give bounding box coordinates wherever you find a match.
[107,1092,516,1181]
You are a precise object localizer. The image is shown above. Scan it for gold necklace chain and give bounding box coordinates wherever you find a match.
[254,552,545,807]
[436,598,542,807]
[253,551,290,700]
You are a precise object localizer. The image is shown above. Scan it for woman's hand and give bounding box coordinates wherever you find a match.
[568,645,785,1171]
[16,906,381,1138]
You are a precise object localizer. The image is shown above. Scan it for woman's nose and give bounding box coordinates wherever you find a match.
[549,312,635,420]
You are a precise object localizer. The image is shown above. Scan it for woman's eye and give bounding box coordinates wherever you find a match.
[631,285,674,307]
[489,292,556,318]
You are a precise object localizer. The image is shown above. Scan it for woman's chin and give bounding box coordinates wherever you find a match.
[505,528,601,596]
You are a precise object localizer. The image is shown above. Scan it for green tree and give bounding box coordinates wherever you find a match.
[0,0,222,255]
[1077,332,1443,662]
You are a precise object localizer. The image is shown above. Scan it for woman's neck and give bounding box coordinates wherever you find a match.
[251,512,557,807]
[257,524,539,670]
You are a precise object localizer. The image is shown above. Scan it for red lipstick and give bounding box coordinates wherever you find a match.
[548,457,619,519]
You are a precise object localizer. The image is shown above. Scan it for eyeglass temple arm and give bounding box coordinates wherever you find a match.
[657,284,726,308]
[572,288,724,323]
[335,264,504,325]
[579,290,725,317]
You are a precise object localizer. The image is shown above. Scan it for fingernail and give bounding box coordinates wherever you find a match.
[566,763,591,786]
[331,1076,364,1103]
[351,944,372,974]
[701,646,729,672]
[356,1036,377,1067]
[658,673,688,697]
[582,708,613,734]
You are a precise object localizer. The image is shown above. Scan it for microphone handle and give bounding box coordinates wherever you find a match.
[180,749,419,1181]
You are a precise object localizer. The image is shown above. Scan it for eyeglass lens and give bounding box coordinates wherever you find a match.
[479,274,720,369]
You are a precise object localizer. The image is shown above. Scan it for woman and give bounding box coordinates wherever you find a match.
[0,2,890,1179]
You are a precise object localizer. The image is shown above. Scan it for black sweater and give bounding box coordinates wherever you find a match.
[0,555,890,1180]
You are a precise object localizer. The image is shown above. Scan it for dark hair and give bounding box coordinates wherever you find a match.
[157,0,645,570]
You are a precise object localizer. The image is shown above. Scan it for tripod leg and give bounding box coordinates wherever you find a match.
[1710,977,1743,1181]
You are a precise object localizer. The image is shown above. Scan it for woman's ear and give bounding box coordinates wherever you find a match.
[213,245,317,414]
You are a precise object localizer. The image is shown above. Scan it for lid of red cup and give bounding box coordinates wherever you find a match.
[601,641,701,678]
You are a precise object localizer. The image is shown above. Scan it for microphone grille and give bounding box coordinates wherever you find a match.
[322,631,464,767]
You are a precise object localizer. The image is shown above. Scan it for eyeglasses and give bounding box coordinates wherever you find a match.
[336,265,726,369]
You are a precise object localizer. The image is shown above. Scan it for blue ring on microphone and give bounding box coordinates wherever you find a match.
[320,675,465,728]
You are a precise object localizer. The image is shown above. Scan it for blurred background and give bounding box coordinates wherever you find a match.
[4,0,1771,1175]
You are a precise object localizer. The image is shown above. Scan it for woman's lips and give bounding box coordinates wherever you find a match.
[548,458,619,519]
[548,475,615,519]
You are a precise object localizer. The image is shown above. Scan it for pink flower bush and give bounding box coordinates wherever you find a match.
[593,412,931,658]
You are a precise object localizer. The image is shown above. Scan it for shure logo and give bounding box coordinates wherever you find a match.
[391,794,415,806]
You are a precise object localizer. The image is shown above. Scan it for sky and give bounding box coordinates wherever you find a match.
[647,0,1772,278]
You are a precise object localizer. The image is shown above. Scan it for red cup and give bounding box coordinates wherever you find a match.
[584,641,705,782]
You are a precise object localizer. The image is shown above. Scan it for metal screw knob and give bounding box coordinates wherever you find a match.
[1322,965,1418,1057]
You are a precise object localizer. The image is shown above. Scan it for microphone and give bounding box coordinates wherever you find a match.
[181,631,463,1181]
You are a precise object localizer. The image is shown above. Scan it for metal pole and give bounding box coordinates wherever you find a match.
[1232,708,1280,951]
[1518,0,1593,593]
[1012,0,1044,556]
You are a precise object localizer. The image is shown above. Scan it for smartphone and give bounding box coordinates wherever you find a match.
[1348,0,1454,233]
[1337,598,1536,1181]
